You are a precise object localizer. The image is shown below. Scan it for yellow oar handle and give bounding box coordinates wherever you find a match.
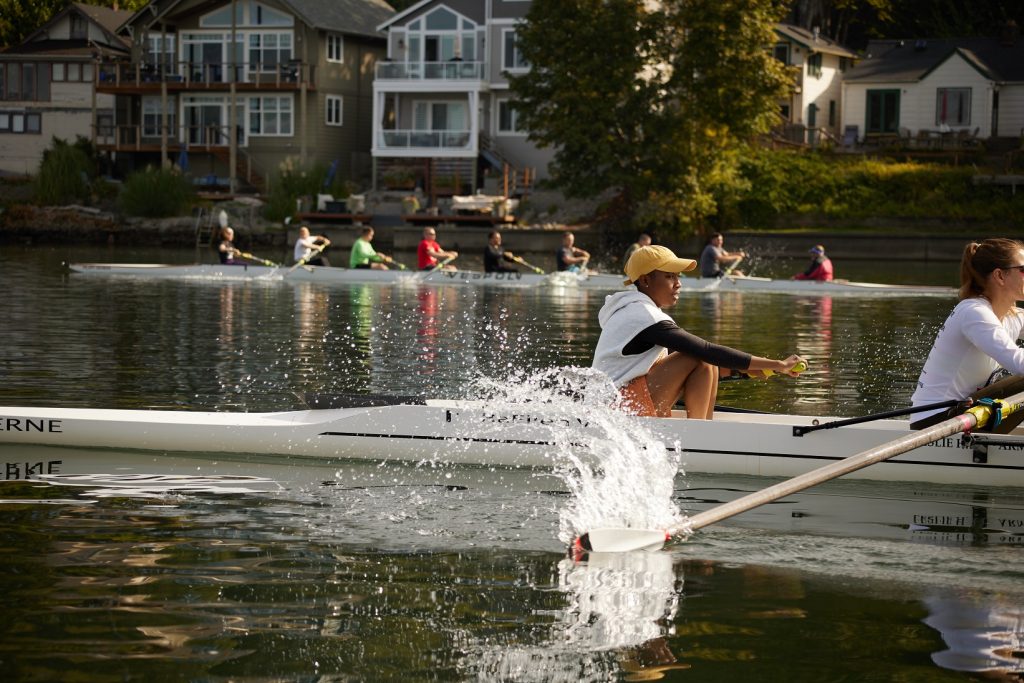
[761,360,807,378]
[965,395,1024,429]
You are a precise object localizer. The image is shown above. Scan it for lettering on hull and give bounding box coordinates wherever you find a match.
[4,460,62,480]
[439,271,524,283]
[0,417,63,433]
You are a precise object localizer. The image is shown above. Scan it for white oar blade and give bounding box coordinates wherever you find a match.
[576,528,669,553]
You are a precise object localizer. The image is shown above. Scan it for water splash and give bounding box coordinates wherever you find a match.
[469,367,684,544]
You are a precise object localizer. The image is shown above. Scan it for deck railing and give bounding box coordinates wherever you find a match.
[96,60,314,89]
[375,60,484,81]
[378,129,473,150]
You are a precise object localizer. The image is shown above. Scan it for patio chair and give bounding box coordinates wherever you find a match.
[841,125,858,149]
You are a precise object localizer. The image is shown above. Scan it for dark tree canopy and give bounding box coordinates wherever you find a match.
[510,0,792,233]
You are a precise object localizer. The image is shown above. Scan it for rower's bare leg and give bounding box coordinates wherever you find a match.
[646,353,717,419]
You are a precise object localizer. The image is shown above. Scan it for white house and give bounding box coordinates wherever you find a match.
[842,30,1024,142]
[773,23,857,144]
[371,0,553,196]
[0,3,132,175]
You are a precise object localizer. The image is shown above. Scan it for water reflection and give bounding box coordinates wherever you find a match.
[924,595,1024,676]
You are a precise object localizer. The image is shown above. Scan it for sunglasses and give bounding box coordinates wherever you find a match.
[1003,265,1024,273]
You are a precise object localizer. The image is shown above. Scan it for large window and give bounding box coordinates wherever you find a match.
[773,43,790,65]
[70,13,87,40]
[249,95,292,135]
[502,29,528,71]
[405,7,477,64]
[413,100,466,131]
[142,96,177,137]
[1,62,49,101]
[326,95,342,126]
[936,88,971,126]
[248,32,292,71]
[497,100,524,134]
[866,89,900,134]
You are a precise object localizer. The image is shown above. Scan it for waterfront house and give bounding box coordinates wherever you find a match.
[372,0,552,197]
[96,0,393,192]
[0,3,132,176]
[842,27,1024,144]
[772,23,857,146]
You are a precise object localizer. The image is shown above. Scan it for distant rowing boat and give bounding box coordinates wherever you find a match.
[66,262,956,296]
[1,396,1019,487]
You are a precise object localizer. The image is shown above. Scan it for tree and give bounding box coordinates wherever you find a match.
[510,0,792,234]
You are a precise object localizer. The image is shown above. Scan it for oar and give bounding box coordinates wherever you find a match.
[574,390,1024,553]
[511,255,544,274]
[385,257,407,271]
[237,252,279,267]
[287,243,327,275]
[722,253,744,278]
[416,254,457,279]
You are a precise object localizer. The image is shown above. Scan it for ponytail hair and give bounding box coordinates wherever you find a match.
[959,238,1024,300]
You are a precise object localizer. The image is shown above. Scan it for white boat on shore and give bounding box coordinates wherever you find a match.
[1,396,1019,487]
[66,262,956,296]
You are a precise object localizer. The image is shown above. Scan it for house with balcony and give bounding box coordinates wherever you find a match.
[372,0,552,197]
[842,29,1024,145]
[772,24,857,146]
[0,3,132,176]
[96,0,393,191]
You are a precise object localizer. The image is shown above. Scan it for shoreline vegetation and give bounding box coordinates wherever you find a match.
[2,147,1022,248]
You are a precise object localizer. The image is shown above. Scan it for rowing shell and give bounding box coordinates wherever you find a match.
[66,263,956,296]
[1,398,1019,487]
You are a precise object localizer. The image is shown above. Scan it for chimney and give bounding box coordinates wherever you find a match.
[1001,19,1019,46]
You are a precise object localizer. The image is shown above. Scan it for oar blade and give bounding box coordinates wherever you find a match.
[575,527,669,553]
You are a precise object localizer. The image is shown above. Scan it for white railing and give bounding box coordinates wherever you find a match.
[378,129,472,150]
[375,60,484,81]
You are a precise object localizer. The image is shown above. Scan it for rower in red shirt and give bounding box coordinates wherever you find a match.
[417,227,459,271]
[793,244,834,281]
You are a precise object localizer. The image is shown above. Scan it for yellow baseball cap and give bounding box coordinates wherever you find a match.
[624,245,697,285]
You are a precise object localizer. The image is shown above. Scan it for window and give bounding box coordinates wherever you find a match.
[773,43,790,65]
[936,88,971,126]
[326,34,343,63]
[53,63,65,81]
[249,32,292,71]
[5,63,20,100]
[866,89,900,134]
[68,63,81,81]
[326,95,342,126]
[143,96,177,137]
[146,35,177,71]
[96,112,113,137]
[413,100,466,131]
[828,99,836,127]
[497,100,524,134]
[0,112,41,134]
[249,95,292,135]
[70,13,87,40]
[502,29,528,70]
[807,53,822,78]
[780,103,791,120]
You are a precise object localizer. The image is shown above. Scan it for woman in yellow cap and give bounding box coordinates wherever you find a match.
[592,245,805,419]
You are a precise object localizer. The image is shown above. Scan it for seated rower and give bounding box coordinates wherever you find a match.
[592,245,805,419]
[216,226,245,265]
[910,238,1024,432]
[793,244,833,281]
[294,226,331,267]
[484,231,518,273]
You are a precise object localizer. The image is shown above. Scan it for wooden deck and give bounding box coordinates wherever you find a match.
[296,213,373,225]
[402,214,516,227]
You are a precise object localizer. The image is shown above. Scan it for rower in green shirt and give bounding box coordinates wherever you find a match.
[349,227,394,269]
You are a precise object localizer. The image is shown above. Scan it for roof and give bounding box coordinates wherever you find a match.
[124,0,394,40]
[280,0,394,39]
[774,23,857,59]
[844,37,1024,84]
[6,2,132,53]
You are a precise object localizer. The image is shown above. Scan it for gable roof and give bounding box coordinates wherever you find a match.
[122,0,393,40]
[774,23,857,59]
[7,1,133,53]
[845,38,1024,84]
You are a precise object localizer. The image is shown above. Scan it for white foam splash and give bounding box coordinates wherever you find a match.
[470,367,684,544]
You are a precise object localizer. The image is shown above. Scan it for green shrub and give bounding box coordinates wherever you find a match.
[35,137,96,205]
[263,157,358,223]
[119,166,195,217]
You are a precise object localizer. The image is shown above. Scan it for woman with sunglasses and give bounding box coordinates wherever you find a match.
[910,238,1024,430]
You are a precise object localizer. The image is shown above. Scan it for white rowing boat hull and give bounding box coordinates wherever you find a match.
[1,403,1019,487]
[66,263,955,296]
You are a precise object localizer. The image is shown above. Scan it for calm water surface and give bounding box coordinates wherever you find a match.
[1,244,1022,681]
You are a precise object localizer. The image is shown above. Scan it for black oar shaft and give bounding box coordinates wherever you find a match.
[793,399,964,436]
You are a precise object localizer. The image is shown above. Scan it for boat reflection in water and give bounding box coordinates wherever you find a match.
[463,550,688,681]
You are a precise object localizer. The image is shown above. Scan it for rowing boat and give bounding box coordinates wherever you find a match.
[66,262,956,296]
[2,396,1019,487]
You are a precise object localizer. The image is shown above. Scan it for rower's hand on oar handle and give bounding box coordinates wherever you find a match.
[759,357,807,378]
